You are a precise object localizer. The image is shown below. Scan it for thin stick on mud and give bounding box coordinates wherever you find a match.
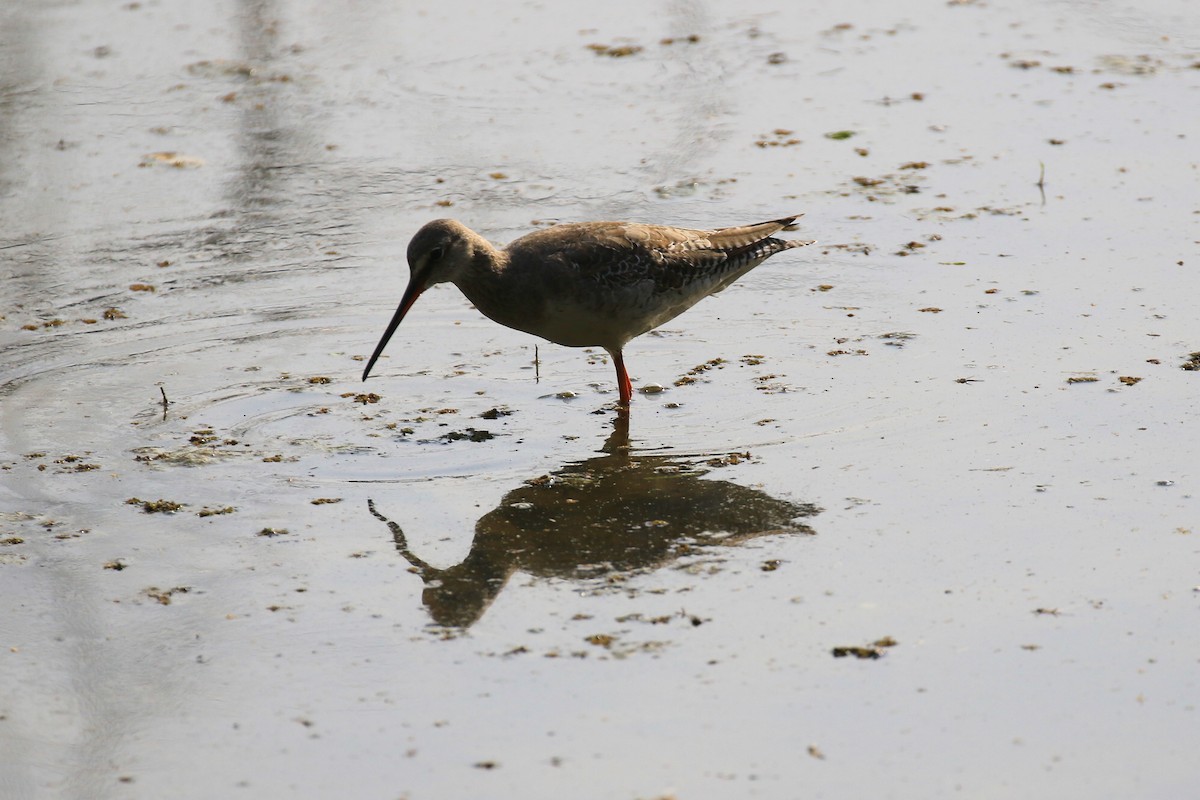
[160,386,169,420]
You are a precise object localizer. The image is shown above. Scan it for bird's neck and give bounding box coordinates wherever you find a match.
[453,246,537,332]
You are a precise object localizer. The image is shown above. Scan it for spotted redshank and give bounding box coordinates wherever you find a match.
[362,214,813,407]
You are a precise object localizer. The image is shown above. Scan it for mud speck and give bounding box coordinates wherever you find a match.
[197,506,235,517]
[143,586,190,605]
[440,428,495,443]
[126,497,185,513]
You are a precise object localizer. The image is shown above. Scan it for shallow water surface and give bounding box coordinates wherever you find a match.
[2,1,1198,798]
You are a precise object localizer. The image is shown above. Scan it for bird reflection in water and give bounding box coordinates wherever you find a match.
[368,418,820,628]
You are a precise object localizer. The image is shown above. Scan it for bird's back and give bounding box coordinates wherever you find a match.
[468,216,812,350]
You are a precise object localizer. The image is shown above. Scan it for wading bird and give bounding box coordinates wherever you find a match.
[362,215,813,408]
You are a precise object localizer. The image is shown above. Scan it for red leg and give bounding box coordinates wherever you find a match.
[611,348,633,407]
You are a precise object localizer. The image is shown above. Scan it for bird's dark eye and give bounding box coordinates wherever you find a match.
[428,247,445,262]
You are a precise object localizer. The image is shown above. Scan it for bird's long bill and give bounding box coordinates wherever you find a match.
[361,279,425,381]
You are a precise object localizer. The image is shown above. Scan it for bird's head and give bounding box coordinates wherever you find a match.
[406,218,475,287]
[361,219,475,382]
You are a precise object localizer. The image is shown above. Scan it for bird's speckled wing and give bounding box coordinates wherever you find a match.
[499,215,812,348]
[509,215,810,294]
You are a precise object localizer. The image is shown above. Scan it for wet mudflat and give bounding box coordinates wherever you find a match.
[2,1,1198,797]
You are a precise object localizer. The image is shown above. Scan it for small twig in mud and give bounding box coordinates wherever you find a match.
[159,386,169,420]
[1036,161,1046,206]
[535,344,540,384]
